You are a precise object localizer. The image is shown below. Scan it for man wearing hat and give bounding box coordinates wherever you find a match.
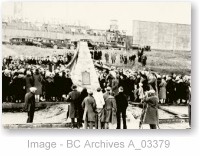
[93,87,105,129]
[115,86,128,129]
[24,87,37,123]
[82,90,97,129]
[103,87,111,101]
[63,85,81,128]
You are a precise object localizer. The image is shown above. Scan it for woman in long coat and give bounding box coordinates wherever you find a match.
[82,91,97,129]
[159,78,167,104]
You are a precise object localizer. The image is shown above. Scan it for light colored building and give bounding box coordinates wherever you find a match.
[132,20,191,51]
[105,20,127,49]
[110,20,118,32]
[2,20,106,44]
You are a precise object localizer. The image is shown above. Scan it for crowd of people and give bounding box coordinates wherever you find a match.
[2,49,191,129]
[2,53,74,103]
[2,50,191,105]
[90,50,102,60]
[103,49,147,67]
[3,52,74,69]
[137,48,147,66]
[97,66,191,105]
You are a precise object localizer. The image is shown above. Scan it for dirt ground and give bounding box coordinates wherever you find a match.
[2,104,190,129]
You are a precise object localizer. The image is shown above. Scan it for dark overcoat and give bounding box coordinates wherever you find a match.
[112,79,119,96]
[82,96,97,122]
[101,95,117,123]
[115,92,128,111]
[67,90,81,118]
[25,75,34,93]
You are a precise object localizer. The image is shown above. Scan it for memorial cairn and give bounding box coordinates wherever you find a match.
[70,41,100,93]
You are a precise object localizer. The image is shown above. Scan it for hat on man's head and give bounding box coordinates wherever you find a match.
[71,85,77,90]
[30,87,37,93]
[97,87,101,92]
[147,90,155,96]
[66,69,70,73]
[26,70,31,75]
[106,87,111,91]
[88,90,93,95]
[118,86,124,92]
[148,90,155,94]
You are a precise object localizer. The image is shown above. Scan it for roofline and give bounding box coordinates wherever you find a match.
[132,20,191,26]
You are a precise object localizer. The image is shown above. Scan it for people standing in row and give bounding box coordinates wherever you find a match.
[90,50,102,60]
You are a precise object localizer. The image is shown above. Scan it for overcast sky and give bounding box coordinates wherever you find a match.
[2,1,191,35]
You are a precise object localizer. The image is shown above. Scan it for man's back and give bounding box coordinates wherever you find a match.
[145,96,159,108]
[104,95,116,110]
[69,90,81,102]
[103,92,110,101]
[115,92,128,110]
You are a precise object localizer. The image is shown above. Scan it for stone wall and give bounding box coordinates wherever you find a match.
[132,20,191,51]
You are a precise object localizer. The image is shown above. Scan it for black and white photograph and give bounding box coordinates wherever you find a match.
[1,1,191,129]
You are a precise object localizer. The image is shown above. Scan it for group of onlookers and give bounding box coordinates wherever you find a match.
[2,55,74,103]
[3,53,74,69]
[97,67,191,105]
[2,52,191,106]
[103,49,147,67]
[90,50,102,60]
[2,50,191,129]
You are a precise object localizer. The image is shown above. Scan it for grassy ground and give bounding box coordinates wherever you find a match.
[144,50,191,75]
[101,49,191,75]
[2,45,69,57]
[2,45,191,75]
